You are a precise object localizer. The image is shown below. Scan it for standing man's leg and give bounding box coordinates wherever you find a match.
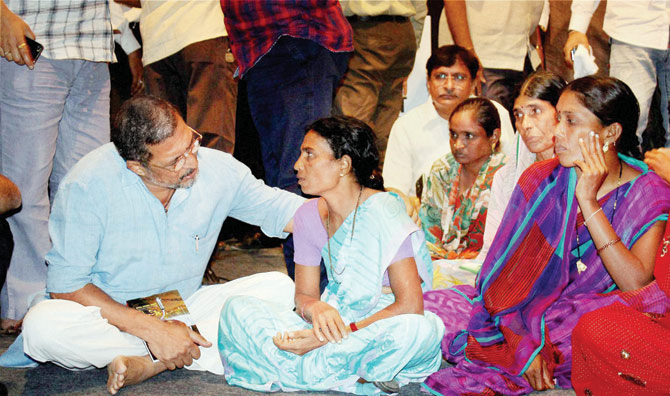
[245,37,348,194]
[52,61,110,202]
[334,18,416,164]
[145,37,237,154]
[181,37,238,154]
[143,56,186,118]
[160,38,240,280]
[369,19,416,165]
[333,21,383,136]
[609,39,658,146]
[0,59,68,323]
[371,65,411,164]
[245,37,348,280]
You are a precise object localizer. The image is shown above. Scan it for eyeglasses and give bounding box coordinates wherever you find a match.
[148,127,202,172]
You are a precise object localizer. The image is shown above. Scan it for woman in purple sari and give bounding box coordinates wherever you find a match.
[422,76,670,395]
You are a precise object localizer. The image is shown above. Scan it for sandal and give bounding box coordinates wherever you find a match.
[373,380,400,394]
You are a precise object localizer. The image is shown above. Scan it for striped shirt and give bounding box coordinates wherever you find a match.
[6,0,114,62]
[220,0,353,77]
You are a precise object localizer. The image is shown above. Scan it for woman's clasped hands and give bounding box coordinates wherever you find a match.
[273,300,351,356]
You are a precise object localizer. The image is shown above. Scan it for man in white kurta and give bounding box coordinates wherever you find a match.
[383,45,516,197]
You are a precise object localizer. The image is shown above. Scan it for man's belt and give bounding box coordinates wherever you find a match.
[346,15,409,23]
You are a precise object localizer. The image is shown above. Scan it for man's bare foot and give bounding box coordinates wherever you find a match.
[1,318,22,335]
[106,355,166,394]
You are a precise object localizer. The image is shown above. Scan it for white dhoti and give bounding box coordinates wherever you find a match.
[21,272,295,374]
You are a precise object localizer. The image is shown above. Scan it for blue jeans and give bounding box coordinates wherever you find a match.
[0,59,110,319]
[245,36,348,284]
[245,36,349,194]
[610,38,670,144]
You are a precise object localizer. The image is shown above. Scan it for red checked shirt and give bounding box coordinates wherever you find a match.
[220,0,353,78]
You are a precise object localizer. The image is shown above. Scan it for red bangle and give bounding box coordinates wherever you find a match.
[349,322,358,332]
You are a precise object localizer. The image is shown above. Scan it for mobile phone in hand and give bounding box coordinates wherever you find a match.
[24,36,43,63]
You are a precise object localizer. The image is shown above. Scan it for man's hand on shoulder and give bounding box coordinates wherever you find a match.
[145,320,211,370]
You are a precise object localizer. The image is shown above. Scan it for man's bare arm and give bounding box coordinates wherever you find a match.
[442,0,485,84]
[443,0,474,50]
[52,284,211,369]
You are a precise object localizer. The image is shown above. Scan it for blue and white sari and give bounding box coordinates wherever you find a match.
[218,192,444,394]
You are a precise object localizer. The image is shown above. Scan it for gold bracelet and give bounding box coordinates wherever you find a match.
[597,237,621,253]
[583,207,602,227]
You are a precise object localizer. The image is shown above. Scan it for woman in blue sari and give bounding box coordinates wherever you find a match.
[218,116,444,394]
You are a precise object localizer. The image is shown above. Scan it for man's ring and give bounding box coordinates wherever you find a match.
[17,43,27,49]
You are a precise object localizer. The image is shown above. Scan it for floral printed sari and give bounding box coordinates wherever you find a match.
[420,152,505,261]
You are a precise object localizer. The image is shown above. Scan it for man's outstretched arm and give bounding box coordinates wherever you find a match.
[442,0,484,84]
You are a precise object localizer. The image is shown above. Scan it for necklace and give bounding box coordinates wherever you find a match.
[575,158,623,274]
[163,189,176,213]
[326,186,363,279]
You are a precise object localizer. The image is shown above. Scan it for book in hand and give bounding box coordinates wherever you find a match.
[126,290,200,362]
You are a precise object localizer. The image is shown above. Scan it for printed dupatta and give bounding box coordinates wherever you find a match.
[420,152,506,259]
[460,155,670,376]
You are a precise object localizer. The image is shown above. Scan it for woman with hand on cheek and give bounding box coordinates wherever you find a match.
[218,116,444,395]
[422,76,670,395]
[571,147,670,395]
